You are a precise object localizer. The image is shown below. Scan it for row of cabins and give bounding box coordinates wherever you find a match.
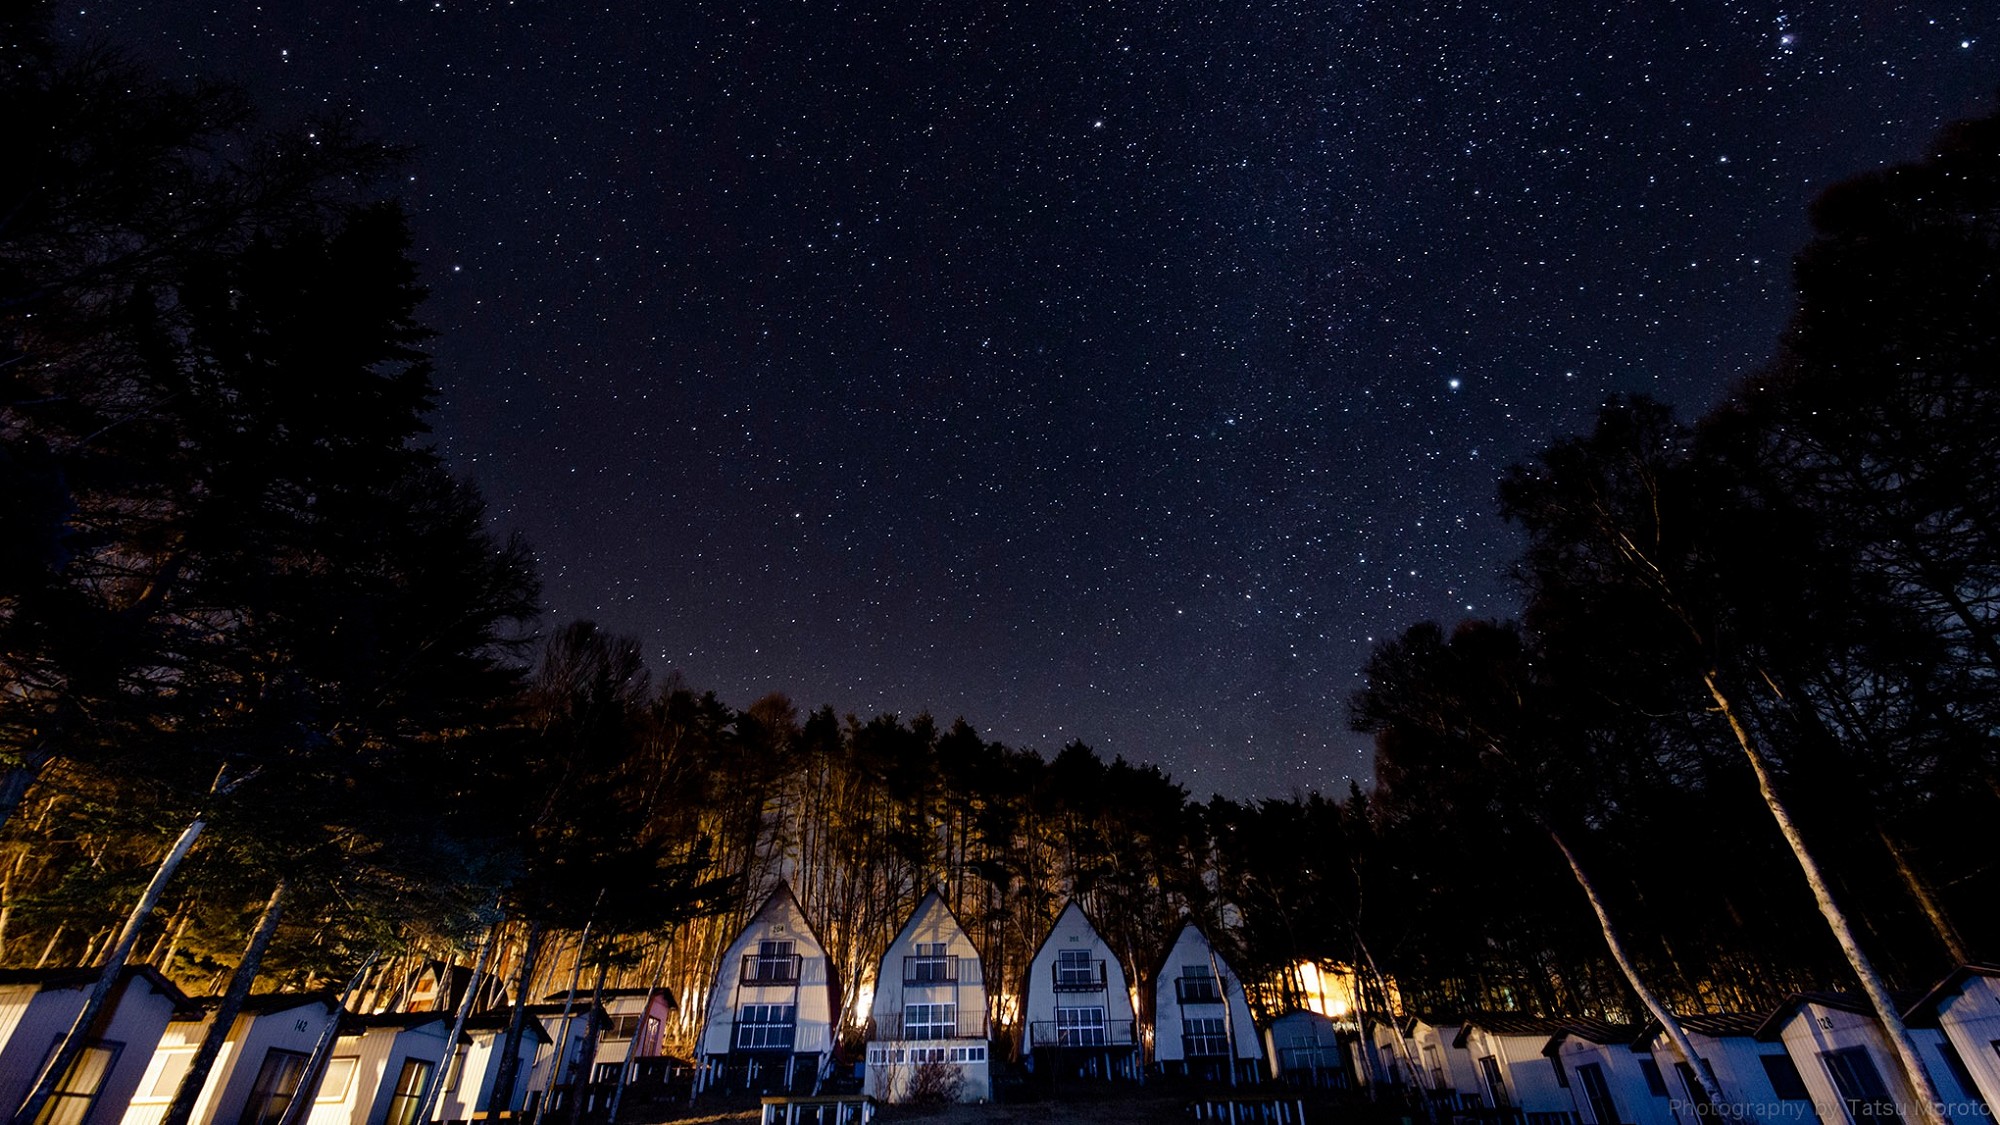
[1340,966,2000,1125]
[696,884,1263,1102]
[0,967,668,1125]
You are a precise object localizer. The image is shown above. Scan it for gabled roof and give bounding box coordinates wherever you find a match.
[1752,991,1925,1042]
[1631,1011,1767,1045]
[1026,900,1114,970]
[1152,922,1240,989]
[462,1012,555,1043]
[0,964,192,1009]
[1449,1013,1633,1050]
[883,891,977,960]
[542,986,678,1007]
[339,1010,454,1035]
[1901,964,2000,1029]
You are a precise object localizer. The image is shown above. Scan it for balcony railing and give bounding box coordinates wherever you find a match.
[741,953,803,984]
[1050,959,1106,992]
[1184,1033,1232,1058]
[865,1012,990,1041]
[1175,976,1224,1003]
[903,955,959,984]
[1028,1019,1137,1048]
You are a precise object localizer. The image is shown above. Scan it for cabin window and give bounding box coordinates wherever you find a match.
[1426,1045,1448,1090]
[1178,965,1222,1002]
[745,940,800,983]
[239,1048,310,1125]
[904,1002,957,1040]
[1820,1047,1898,1125]
[1676,1061,1705,1102]
[1184,1017,1229,1058]
[1055,950,1100,988]
[382,1059,432,1125]
[1761,1054,1812,1101]
[317,1058,360,1102]
[1479,1056,1512,1108]
[35,1040,123,1125]
[736,1003,796,1049]
[1054,1006,1107,1046]
[908,943,954,983]
[1934,1039,1983,1106]
[1640,1058,1669,1097]
[606,1013,643,1039]
[1577,1062,1621,1125]
[444,1046,468,1093]
[144,1050,197,1100]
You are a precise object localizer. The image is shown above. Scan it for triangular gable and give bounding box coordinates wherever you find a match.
[1027,900,1115,969]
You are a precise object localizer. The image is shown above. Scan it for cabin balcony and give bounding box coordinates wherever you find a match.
[866,1012,990,1041]
[742,953,804,984]
[1027,1019,1138,1048]
[1050,960,1107,991]
[1175,976,1224,1003]
[902,954,959,984]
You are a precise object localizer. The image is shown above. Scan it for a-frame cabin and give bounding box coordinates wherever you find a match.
[864,891,992,1103]
[1151,923,1263,1082]
[1021,901,1141,1081]
[695,882,839,1093]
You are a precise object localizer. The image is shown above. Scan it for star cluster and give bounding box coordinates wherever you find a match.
[95,1,1996,795]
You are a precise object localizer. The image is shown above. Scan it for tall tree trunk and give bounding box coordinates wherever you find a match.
[1705,671,1947,1125]
[1542,824,1728,1113]
[413,919,498,1125]
[1875,825,1968,964]
[10,812,208,1125]
[0,725,64,838]
[276,952,379,1125]
[482,916,546,1118]
[160,880,289,1125]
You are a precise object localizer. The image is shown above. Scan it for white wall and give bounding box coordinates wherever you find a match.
[1151,925,1261,1066]
[1932,975,2000,1113]
[1021,902,1137,1058]
[697,886,837,1063]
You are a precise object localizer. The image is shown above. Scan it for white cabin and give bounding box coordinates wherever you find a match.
[1906,964,2000,1114]
[1408,1016,1483,1107]
[1453,1014,1584,1125]
[302,1012,453,1125]
[0,966,189,1125]
[1546,1022,1673,1125]
[121,993,338,1125]
[1264,1010,1348,1088]
[863,892,991,1104]
[432,1014,548,1124]
[1634,1012,1823,1125]
[1021,902,1139,1080]
[1150,924,1262,1081]
[1757,992,1988,1125]
[696,883,839,1094]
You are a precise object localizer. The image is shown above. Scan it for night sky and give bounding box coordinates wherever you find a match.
[89,2,1996,798]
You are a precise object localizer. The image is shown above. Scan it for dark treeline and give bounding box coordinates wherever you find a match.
[4,1,1997,1104]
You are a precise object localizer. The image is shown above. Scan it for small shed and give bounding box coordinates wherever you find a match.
[0,966,190,1125]
[1263,1010,1349,1088]
[1755,992,1987,1125]
[1904,964,2000,1114]
[120,992,338,1125]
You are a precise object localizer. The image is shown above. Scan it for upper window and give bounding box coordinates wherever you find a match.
[35,1040,123,1125]
[1178,965,1222,1002]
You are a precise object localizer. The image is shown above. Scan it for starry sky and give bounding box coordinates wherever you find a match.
[89,1,1996,798]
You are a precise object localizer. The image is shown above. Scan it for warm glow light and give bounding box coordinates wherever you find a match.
[1290,961,1394,1021]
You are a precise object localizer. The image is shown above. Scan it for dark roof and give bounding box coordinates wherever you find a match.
[1449,1013,1635,1050]
[1631,1011,1769,1045]
[542,986,678,1004]
[1901,964,2000,1028]
[463,1013,554,1043]
[196,991,340,1016]
[0,964,192,1009]
[339,1011,453,1034]
[1752,991,1927,1042]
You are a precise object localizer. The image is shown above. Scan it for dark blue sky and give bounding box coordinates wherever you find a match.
[97,1,1996,797]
